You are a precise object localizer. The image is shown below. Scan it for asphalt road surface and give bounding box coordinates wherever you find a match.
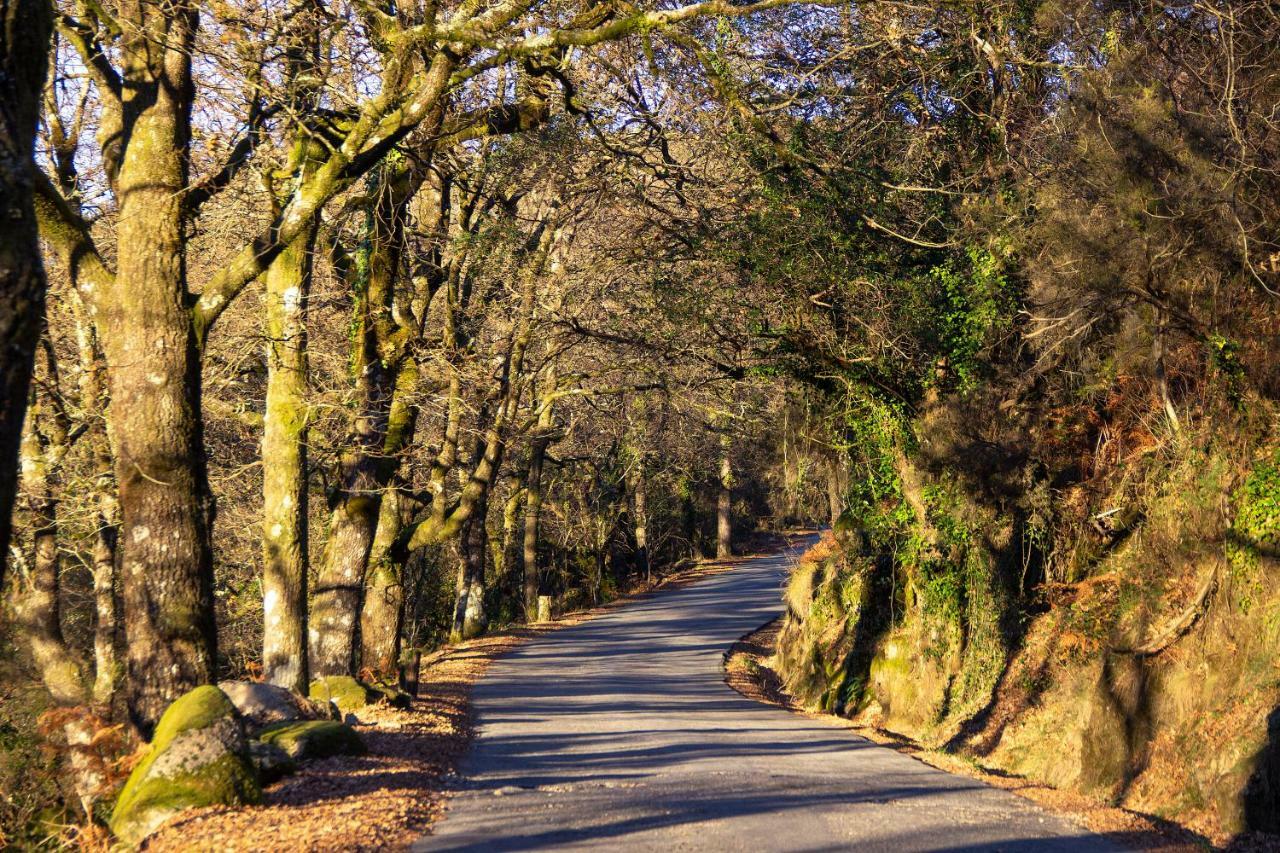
[416,537,1121,852]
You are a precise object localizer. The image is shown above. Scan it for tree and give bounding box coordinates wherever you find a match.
[0,0,54,583]
[33,0,811,730]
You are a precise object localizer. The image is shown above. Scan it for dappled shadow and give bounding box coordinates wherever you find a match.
[422,772,1107,852]
[419,542,1117,852]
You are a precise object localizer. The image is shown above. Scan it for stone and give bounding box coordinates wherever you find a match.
[110,686,261,846]
[309,675,410,716]
[257,720,366,761]
[247,738,297,785]
[218,680,335,731]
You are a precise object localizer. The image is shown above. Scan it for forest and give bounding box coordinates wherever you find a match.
[0,0,1278,848]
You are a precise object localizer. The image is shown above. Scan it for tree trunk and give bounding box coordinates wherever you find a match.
[521,381,557,619]
[106,6,216,730]
[13,417,88,706]
[0,0,54,582]
[261,0,325,692]
[312,457,382,678]
[522,434,550,619]
[359,488,406,682]
[633,465,650,583]
[451,500,489,642]
[69,292,120,706]
[1152,310,1182,437]
[490,485,524,589]
[717,438,733,559]
[310,160,419,678]
[261,218,316,692]
[682,482,700,559]
[827,459,843,527]
[90,514,118,706]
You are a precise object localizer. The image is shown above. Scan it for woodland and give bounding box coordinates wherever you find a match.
[0,0,1278,847]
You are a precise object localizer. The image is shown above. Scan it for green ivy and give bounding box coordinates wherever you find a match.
[929,246,1017,393]
[1228,447,1280,590]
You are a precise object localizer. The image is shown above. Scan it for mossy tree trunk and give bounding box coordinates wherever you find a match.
[261,202,317,692]
[450,487,490,642]
[522,435,551,619]
[75,310,120,706]
[359,487,407,682]
[717,436,733,558]
[261,0,325,693]
[826,458,843,527]
[358,366,425,683]
[521,382,557,619]
[100,0,217,732]
[633,463,650,582]
[357,357,425,682]
[490,484,525,590]
[12,376,89,707]
[0,0,54,581]
[311,160,423,678]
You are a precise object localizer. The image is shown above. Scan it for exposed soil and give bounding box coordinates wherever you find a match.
[723,618,1247,853]
[140,540,787,852]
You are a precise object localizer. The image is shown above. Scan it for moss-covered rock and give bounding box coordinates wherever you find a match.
[110,685,261,846]
[257,720,366,761]
[368,681,412,710]
[308,676,371,716]
[247,738,297,785]
[308,675,410,716]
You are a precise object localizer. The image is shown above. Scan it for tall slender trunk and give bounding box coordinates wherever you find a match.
[0,0,54,580]
[261,0,324,692]
[1153,310,1181,437]
[633,465,649,583]
[261,216,316,691]
[489,484,524,594]
[90,506,118,706]
[521,383,556,619]
[827,459,843,527]
[717,437,733,559]
[74,308,119,706]
[681,480,700,559]
[13,414,88,706]
[522,433,550,619]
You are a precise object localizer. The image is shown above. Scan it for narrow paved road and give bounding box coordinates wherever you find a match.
[416,538,1121,852]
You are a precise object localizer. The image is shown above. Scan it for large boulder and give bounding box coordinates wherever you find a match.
[309,675,410,717]
[257,720,367,762]
[110,686,261,846]
[218,680,336,730]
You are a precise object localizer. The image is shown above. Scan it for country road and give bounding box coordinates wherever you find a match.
[415,537,1121,852]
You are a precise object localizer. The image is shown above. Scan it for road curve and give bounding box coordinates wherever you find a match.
[415,537,1121,852]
